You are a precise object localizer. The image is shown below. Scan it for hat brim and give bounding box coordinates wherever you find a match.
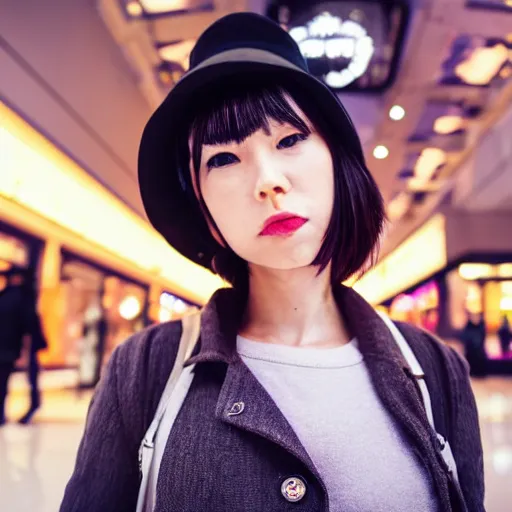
[138,49,362,268]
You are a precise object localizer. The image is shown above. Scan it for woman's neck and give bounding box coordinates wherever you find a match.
[239,264,351,348]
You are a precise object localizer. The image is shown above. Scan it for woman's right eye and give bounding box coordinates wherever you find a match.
[206,152,239,170]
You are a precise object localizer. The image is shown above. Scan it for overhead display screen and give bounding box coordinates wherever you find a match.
[266,0,410,92]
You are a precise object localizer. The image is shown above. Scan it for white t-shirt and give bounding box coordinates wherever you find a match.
[237,335,439,512]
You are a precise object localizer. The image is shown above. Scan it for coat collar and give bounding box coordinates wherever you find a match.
[186,284,408,369]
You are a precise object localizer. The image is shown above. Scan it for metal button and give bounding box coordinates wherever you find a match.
[227,401,245,416]
[281,477,307,503]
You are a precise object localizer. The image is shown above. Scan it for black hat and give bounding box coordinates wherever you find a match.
[138,12,363,269]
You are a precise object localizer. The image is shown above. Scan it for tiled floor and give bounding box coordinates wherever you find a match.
[1,378,512,511]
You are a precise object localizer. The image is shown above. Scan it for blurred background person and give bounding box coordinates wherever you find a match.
[498,315,511,358]
[461,312,488,378]
[18,269,48,425]
[0,267,44,425]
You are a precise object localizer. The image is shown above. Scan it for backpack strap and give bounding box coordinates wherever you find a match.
[136,312,201,512]
[377,312,460,484]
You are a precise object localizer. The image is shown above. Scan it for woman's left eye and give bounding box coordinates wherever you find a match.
[277,133,308,149]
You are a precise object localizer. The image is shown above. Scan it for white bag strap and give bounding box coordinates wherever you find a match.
[136,312,201,512]
[377,312,459,484]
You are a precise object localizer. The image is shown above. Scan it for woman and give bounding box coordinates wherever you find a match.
[61,12,484,512]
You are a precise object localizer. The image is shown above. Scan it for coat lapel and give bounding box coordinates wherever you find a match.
[336,287,452,510]
[214,356,326,487]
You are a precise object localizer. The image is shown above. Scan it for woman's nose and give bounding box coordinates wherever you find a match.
[255,168,291,208]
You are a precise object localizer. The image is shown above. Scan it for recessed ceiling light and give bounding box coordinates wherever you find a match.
[389,105,405,121]
[455,44,509,85]
[126,1,143,17]
[433,115,465,135]
[139,0,188,14]
[373,145,389,159]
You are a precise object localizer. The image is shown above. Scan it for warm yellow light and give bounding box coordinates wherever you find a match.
[353,214,447,304]
[389,105,405,121]
[455,44,509,85]
[373,145,389,159]
[459,263,494,281]
[499,67,512,79]
[406,147,446,191]
[0,101,224,304]
[387,192,411,222]
[433,115,465,135]
[158,40,195,71]
[126,1,143,17]
[158,69,174,86]
[119,295,142,320]
[0,261,11,272]
[139,0,188,13]
[414,148,446,180]
[497,264,512,278]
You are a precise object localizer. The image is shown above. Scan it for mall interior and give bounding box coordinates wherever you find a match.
[1,0,512,510]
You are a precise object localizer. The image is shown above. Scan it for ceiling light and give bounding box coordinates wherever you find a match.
[433,115,465,135]
[455,44,509,85]
[126,1,143,17]
[389,105,405,121]
[459,263,493,280]
[414,148,446,181]
[373,145,389,159]
[139,0,188,14]
[158,40,195,70]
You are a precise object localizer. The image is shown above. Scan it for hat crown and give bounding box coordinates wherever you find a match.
[189,12,308,72]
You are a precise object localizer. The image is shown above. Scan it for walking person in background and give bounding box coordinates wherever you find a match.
[461,312,488,377]
[61,13,484,512]
[0,267,40,426]
[18,270,47,425]
[498,315,511,358]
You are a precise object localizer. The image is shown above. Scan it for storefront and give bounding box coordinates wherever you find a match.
[354,212,512,366]
[1,100,224,388]
[58,251,150,387]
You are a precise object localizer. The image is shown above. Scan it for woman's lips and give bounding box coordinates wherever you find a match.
[259,213,308,237]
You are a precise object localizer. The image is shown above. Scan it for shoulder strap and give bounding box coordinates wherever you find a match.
[377,312,459,484]
[136,312,201,512]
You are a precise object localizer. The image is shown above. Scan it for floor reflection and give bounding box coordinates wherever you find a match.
[1,378,511,511]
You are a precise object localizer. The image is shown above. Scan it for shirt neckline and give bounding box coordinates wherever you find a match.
[236,335,363,369]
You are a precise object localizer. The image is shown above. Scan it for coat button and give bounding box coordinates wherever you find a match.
[281,476,307,503]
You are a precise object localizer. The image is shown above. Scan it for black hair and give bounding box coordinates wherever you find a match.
[187,77,385,290]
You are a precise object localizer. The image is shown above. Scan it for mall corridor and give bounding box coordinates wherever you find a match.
[1,377,511,511]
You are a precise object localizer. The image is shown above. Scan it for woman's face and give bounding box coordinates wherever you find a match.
[192,102,334,271]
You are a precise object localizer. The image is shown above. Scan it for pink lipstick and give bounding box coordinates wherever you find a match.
[259,213,308,237]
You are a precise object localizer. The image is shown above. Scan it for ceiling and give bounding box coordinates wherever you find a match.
[99,0,512,255]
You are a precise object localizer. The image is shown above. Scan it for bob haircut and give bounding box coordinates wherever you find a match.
[184,76,385,291]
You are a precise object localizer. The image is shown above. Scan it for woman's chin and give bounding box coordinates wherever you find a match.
[247,252,320,273]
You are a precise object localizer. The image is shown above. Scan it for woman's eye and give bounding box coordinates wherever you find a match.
[277,133,308,149]
[206,152,239,170]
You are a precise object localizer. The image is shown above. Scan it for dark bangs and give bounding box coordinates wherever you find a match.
[185,79,385,290]
[189,84,310,177]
